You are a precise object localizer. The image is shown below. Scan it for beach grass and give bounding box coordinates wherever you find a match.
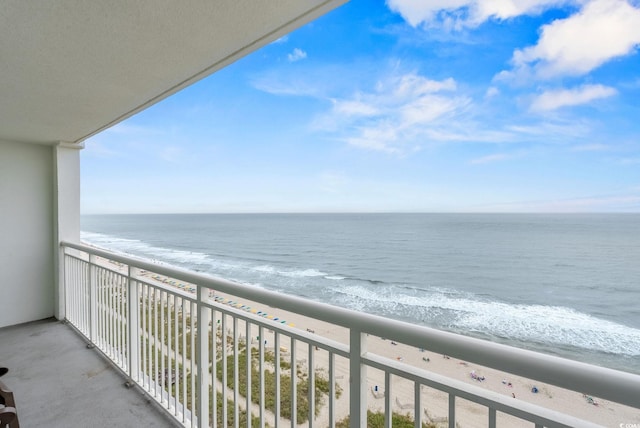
[215,343,341,423]
[211,385,263,428]
[336,410,441,428]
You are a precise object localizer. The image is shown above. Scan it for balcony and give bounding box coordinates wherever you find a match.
[4,3,637,426]
[10,241,627,427]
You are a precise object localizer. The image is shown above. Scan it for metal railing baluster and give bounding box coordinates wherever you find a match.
[211,309,218,427]
[233,316,239,428]
[308,342,315,428]
[448,394,456,428]
[197,288,210,428]
[128,272,140,383]
[181,296,187,424]
[329,351,335,428]
[222,312,228,427]
[275,331,281,428]
[384,371,391,428]
[259,325,265,428]
[161,289,166,404]
[489,407,497,428]
[89,255,97,343]
[414,382,421,428]
[190,300,196,428]
[291,337,297,427]
[245,320,252,428]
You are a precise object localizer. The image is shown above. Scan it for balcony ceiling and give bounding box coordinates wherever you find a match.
[0,0,346,146]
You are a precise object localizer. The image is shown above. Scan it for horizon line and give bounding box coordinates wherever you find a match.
[80,211,640,215]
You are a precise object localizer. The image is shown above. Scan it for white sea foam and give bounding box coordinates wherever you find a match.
[81,231,149,255]
[82,231,224,269]
[454,301,640,355]
[253,265,276,274]
[332,284,640,356]
[252,264,327,278]
[84,232,330,282]
[280,268,327,278]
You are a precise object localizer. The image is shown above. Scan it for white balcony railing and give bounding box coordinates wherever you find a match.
[61,241,640,428]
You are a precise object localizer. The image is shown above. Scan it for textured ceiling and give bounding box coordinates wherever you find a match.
[0,0,346,145]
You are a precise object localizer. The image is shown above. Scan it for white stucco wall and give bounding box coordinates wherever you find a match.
[0,140,55,327]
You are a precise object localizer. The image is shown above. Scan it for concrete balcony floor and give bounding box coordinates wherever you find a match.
[0,318,177,428]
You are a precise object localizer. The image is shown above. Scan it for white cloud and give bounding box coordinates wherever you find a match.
[394,74,457,94]
[506,119,591,137]
[401,94,463,126]
[314,71,595,153]
[332,98,380,117]
[506,0,640,79]
[530,84,617,111]
[251,75,320,97]
[254,61,596,154]
[386,0,468,27]
[344,124,404,154]
[287,48,307,62]
[474,0,579,22]
[386,0,577,29]
[485,86,500,98]
[323,72,471,153]
[272,35,289,44]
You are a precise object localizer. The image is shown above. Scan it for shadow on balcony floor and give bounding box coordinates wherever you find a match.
[0,318,178,428]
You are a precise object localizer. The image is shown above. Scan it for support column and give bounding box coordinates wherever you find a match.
[53,141,83,321]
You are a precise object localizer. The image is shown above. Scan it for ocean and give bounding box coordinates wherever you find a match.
[81,213,640,374]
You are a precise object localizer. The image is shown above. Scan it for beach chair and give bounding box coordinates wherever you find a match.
[424,408,447,424]
[0,368,19,428]
[395,396,413,410]
[370,386,384,399]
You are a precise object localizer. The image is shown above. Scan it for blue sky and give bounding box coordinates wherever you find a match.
[82,0,640,214]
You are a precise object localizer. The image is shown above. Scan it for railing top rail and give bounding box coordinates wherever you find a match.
[61,240,640,409]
